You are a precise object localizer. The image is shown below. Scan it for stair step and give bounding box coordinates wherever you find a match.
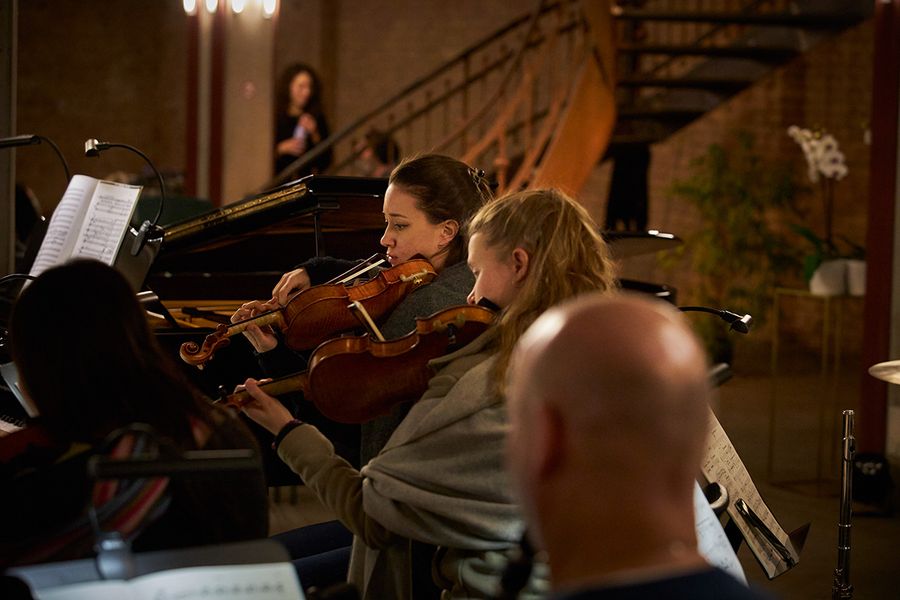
[612,9,862,28]
[618,76,753,91]
[617,43,797,61]
[617,107,706,121]
[609,133,665,146]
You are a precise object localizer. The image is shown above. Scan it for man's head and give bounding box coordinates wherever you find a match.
[505,293,711,550]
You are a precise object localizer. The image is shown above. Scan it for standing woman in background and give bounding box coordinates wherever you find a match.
[274,63,333,179]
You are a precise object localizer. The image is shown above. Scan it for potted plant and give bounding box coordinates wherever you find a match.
[786,126,860,296]
[663,131,799,362]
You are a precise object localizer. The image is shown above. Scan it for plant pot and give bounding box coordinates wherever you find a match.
[809,259,847,296]
[846,259,866,296]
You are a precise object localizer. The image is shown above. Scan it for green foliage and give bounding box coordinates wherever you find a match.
[662,131,800,359]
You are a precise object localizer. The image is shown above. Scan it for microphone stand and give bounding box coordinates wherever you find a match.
[84,139,166,256]
[0,134,72,184]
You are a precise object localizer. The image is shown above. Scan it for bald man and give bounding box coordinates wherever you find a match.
[505,293,773,599]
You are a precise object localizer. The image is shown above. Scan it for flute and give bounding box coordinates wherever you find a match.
[832,409,854,600]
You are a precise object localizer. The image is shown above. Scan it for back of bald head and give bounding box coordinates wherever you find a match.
[510,293,711,484]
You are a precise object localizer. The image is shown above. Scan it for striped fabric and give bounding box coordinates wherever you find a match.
[8,431,171,566]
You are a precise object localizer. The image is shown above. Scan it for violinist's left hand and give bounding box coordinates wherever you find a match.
[231,300,280,353]
[238,378,294,435]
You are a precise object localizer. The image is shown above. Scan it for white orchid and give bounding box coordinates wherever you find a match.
[787,126,848,182]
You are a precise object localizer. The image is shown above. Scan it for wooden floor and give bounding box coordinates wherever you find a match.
[268,485,335,537]
[716,343,899,600]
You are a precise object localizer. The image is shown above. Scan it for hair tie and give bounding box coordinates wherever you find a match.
[468,167,486,186]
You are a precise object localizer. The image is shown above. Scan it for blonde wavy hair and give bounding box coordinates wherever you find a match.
[468,188,618,395]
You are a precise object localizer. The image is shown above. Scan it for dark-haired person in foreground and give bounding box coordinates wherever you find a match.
[505,293,775,599]
[0,260,268,566]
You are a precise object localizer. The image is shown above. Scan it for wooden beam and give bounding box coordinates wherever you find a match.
[860,0,900,454]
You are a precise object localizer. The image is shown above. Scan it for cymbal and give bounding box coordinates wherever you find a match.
[868,360,900,385]
[602,230,683,259]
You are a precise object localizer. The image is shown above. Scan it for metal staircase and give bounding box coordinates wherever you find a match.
[609,0,867,149]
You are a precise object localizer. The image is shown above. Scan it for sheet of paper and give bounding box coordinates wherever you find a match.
[694,482,746,583]
[36,563,304,600]
[28,174,97,277]
[702,410,799,578]
[71,180,141,265]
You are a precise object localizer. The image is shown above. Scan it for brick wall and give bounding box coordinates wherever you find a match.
[16,0,187,212]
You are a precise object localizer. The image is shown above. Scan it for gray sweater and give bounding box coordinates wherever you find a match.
[277,329,548,599]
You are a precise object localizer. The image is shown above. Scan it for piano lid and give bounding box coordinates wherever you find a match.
[158,175,388,256]
[120,175,388,298]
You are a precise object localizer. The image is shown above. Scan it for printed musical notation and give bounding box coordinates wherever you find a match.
[35,563,304,600]
[693,482,746,583]
[701,409,800,578]
[73,183,139,264]
[28,175,141,278]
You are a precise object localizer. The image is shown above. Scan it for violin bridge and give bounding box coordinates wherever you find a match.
[349,301,386,342]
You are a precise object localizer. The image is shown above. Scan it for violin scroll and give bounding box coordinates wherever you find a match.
[179,324,232,368]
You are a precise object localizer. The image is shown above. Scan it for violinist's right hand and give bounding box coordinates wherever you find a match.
[231,300,279,353]
[272,267,311,306]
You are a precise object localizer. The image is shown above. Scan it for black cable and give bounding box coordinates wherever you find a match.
[495,531,535,600]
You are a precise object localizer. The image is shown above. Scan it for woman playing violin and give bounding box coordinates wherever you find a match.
[239,188,618,599]
[0,260,268,566]
[232,153,493,464]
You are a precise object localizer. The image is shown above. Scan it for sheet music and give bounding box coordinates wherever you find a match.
[693,482,746,583]
[71,180,141,265]
[35,563,304,600]
[702,409,799,578]
[28,176,141,278]
[28,174,96,277]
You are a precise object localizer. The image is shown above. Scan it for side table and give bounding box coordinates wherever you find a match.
[766,287,862,494]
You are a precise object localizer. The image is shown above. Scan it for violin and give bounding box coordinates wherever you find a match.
[180,258,436,368]
[220,304,496,424]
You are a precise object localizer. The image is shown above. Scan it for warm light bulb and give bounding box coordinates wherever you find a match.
[231,0,246,14]
[205,0,218,14]
[183,0,198,15]
[262,0,277,18]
